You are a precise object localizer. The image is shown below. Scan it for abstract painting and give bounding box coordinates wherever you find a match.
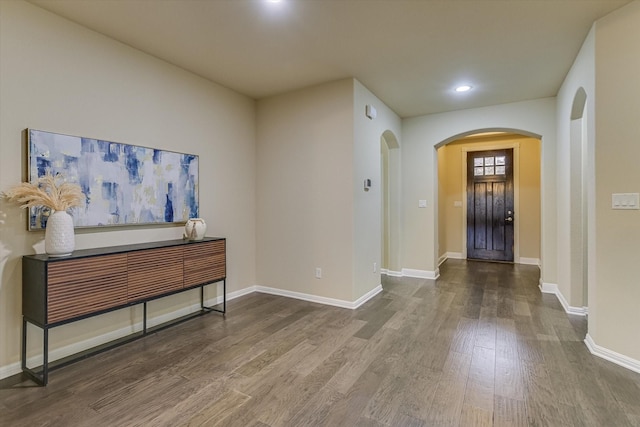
[27,129,199,230]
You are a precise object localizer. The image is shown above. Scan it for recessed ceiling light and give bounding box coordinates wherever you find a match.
[455,85,473,93]
[266,0,282,3]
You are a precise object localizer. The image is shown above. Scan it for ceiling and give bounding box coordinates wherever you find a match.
[29,0,631,118]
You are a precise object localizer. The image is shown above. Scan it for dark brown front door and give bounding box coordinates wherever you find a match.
[467,149,514,262]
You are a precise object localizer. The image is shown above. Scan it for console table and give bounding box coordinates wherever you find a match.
[22,237,226,385]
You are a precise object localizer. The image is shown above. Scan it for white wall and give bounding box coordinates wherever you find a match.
[401,99,557,282]
[0,1,256,376]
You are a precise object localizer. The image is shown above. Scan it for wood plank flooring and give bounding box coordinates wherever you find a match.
[2,259,640,426]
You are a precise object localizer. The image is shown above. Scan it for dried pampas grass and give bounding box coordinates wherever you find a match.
[2,173,85,212]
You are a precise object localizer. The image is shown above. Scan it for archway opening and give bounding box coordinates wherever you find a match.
[436,129,542,267]
[570,87,588,312]
[381,130,400,274]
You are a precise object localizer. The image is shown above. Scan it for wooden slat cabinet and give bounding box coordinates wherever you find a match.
[127,246,184,302]
[47,254,128,323]
[22,237,226,385]
[184,239,225,288]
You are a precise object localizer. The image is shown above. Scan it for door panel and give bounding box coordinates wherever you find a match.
[467,149,514,262]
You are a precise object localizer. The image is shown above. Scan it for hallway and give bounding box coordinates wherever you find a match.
[1,261,640,426]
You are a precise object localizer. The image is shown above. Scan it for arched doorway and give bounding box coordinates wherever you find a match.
[381,130,400,275]
[570,87,589,313]
[436,130,542,266]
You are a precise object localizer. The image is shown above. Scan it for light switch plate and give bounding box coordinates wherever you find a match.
[418,200,427,208]
[612,193,640,210]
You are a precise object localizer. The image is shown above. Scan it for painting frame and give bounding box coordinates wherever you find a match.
[27,129,199,230]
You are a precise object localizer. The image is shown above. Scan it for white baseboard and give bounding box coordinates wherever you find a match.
[401,268,440,280]
[224,285,258,302]
[0,361,21,381]
[381,268,439,279]
[538,280,588,316]
[254,285,382,310]
[518,257,540,266]
[439,252,539,268]
[380,268,402,277]
[585,334,640,375]
[539,280,558,294]
[438,252,462,267]
[0,286,255,381]
[354,285,384,308]
[437,254,447,266]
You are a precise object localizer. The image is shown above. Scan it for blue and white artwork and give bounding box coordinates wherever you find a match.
[28,129,199,230]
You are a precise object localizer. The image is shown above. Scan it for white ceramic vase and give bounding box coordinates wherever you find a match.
[45,210,75,257]
[184,218,207,241]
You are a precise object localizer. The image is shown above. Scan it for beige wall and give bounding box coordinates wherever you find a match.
[555,26,596,312]
[0,1,256,374]
[256,79,355,301]
[437,135,541,262]
[353,81,402,298]
[256,79,401,302]
[593,1,640,360]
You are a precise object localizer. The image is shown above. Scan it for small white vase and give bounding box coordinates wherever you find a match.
[184,218,207,241]
[45,210,75,257]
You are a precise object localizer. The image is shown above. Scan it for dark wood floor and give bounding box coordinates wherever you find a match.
[2,260,640,426]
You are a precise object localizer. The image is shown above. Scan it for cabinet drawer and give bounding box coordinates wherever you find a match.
[48,254,128,285]
[184,241,226,287]
[127,247,184,301]
[47,254,128,323]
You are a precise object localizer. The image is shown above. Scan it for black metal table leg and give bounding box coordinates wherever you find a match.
[223,279,226,314]
[21,318,48,385]
[143,302,147,335]
[42,327,49,385]
[21,318,27,372]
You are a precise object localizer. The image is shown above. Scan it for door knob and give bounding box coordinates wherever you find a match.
[505,216,513,222]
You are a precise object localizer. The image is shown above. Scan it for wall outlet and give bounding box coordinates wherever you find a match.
[373,262,377,273]
[315,267,322,279]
